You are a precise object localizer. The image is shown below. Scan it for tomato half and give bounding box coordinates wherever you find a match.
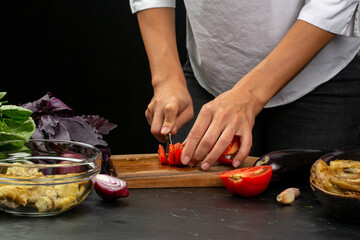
[158,144,167,165]
[217,136,240,165]
[220,166,272,197]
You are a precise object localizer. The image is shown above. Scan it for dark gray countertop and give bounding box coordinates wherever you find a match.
[1,184,359,240]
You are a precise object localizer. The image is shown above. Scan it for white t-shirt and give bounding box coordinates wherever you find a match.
[130,0,360,107]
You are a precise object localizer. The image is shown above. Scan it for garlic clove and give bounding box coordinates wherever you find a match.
[276,188,300,205]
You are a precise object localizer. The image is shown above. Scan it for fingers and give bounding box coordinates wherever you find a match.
[147,101,176,143]
[181,99,254,170]
[183,128,252,171]
[160,102,179,135]
[200,130,235,170]
[180,107,212,166]
[145,96,194,143]
[145,100,154,125]
[232,131,252,168]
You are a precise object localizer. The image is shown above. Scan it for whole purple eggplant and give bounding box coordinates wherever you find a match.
[253,149,328,185]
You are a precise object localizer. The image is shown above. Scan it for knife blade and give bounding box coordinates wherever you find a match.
[165,133,173,145]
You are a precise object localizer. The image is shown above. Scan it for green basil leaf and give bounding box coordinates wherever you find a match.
[1,105,33,120]
[3,118,36,140]
[0,92,6,101]
[0,120,10,132]
[0,93,36,152]
[0,132,27,151]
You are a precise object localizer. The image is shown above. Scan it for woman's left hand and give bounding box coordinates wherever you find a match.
[180,87,263,170]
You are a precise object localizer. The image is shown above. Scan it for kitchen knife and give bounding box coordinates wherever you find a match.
[165,133,173,145]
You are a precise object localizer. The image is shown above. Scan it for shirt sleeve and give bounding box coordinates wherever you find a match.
[298,0,360,37]
[129,0,176,14]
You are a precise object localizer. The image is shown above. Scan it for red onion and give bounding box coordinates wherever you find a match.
[58,153,86,174]
[60,152,86,160]
[92,174,129,201]
[57,160,83,174]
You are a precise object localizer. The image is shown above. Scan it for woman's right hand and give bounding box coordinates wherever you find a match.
[136,8,193,142]
[145,75,194,143]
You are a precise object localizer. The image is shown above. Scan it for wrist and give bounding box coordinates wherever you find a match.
[151,68,186,90]
[232,69,276,114]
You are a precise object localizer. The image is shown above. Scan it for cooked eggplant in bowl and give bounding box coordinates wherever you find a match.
[310,149,360,220]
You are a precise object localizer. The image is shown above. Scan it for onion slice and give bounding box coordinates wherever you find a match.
[92,174,129,201]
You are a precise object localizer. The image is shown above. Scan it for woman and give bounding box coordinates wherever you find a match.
[130,0,360,170]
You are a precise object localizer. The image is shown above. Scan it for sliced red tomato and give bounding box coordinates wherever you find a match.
[218,136,240,165]
[168,144,175,165]
[220,166,272,197]
[158,144,168,165]
[174,142,184,165]
[158,136,240,166]
[158,143,184,166]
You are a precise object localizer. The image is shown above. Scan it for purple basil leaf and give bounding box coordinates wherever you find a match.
[22,93,51,112]
[22,92,73,116]
[48,120,72,141]
[81,115,117,135]
[23,93,115,173]
[32,128,44,139]
[46,96,72,113]
[37,115,59,136]
[56,117,108,146]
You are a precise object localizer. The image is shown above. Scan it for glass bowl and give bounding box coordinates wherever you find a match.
[0,139,102,217]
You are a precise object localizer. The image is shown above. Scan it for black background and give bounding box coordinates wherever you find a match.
[1,1,187,154]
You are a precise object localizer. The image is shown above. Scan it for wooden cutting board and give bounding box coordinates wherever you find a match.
[109,154,258,189]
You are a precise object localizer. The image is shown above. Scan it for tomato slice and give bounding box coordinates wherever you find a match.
[168,144,175,165]
[220,166,272,197]
[174,142,184,165]
[158,143,185,166]
[158,144,168,165]
[218,136,241,165]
